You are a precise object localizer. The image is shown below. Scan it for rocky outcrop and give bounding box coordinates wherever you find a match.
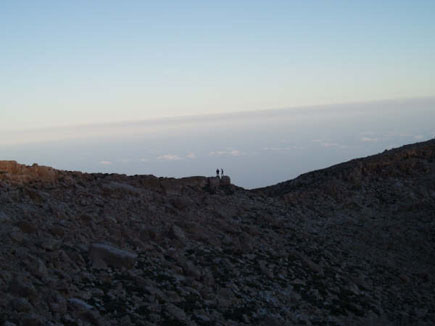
[220,175,231,185]
[0,161,58,184]
[0,139,434,325]
[0,160,19,173]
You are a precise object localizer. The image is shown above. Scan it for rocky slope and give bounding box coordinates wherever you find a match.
[0,139,434,326]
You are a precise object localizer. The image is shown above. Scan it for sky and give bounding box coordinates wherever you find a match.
[1,1,435,187]
[1,0,435,130]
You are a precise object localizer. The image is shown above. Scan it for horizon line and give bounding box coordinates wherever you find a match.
[3,95,435,134]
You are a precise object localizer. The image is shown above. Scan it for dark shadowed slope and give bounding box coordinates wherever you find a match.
[0,140,434,325]
[256,139,435,324]
[255,139,435,199]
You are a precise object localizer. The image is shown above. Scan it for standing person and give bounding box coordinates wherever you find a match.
[216,168,220,178]
[221,168,224,176]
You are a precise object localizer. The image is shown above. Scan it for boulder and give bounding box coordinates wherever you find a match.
[68,298,94,311]
[179,176,208,189]
[89,243,137,269]
[170,196,194,210]
[220,176,231,185]
[33,164,57,183]
[208,177,220,191]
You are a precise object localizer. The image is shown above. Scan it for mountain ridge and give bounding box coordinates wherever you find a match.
[0,139,434,325]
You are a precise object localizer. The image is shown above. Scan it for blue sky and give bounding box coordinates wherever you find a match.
[1,0,435,129]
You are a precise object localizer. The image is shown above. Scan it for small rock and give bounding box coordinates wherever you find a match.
[164,303,187,322]
[17,221,37,234]
[28,258,48,279]
[40,239,60,251]
[2,322,17,326]
[194,313,211,323]
[0,210,11,222]
[8,277,37,300]
[9,231,24,243]
[68,298,103,326]
[170,225,186,243]
[399,274,410,283]
[19,314,44,326]
[10,297,32,312]
[49,225,65,237]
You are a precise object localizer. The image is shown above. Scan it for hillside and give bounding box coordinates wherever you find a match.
[0,139,434,326]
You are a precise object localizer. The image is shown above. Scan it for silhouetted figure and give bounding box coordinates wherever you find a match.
[221,168,224,176]
[216,169,220,178]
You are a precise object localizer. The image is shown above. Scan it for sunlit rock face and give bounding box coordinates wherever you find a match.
[0,161,58,184]
[0,140,434,325]
[0,161,19,173]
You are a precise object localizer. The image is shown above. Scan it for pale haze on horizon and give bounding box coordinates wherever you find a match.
[1,98,434,188]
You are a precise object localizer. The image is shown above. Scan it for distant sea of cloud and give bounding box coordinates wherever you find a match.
[1,97,434,188]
